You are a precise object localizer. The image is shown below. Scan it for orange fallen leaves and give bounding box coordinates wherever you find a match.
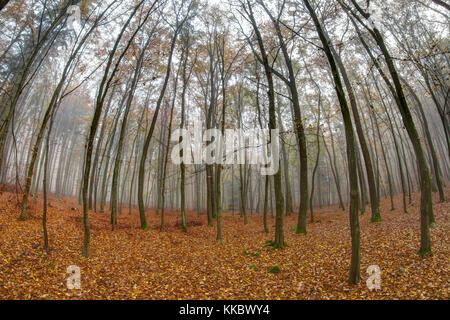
[0,188,448,300]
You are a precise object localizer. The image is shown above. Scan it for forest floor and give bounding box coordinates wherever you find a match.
[0,186,448,300]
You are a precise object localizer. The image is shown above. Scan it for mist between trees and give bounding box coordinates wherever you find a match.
[0,0,448,285]
[170,127,280,175]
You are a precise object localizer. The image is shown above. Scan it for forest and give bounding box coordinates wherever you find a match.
[0,0,448,300]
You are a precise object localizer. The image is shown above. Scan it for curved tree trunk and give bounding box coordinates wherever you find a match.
[305,0,361,284]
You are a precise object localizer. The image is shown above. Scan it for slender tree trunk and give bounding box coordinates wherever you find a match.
[244,1,284,248]
[329,40,380,222]
[403,79,445,202]
[348,4,432,256]
[305,0,360,284]
[138,28,180,230]
[310,102,321,223]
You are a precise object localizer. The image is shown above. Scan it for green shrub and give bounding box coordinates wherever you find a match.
[268,265,281,274]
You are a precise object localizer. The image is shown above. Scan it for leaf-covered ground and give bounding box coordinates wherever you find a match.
[0,187,448,300]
